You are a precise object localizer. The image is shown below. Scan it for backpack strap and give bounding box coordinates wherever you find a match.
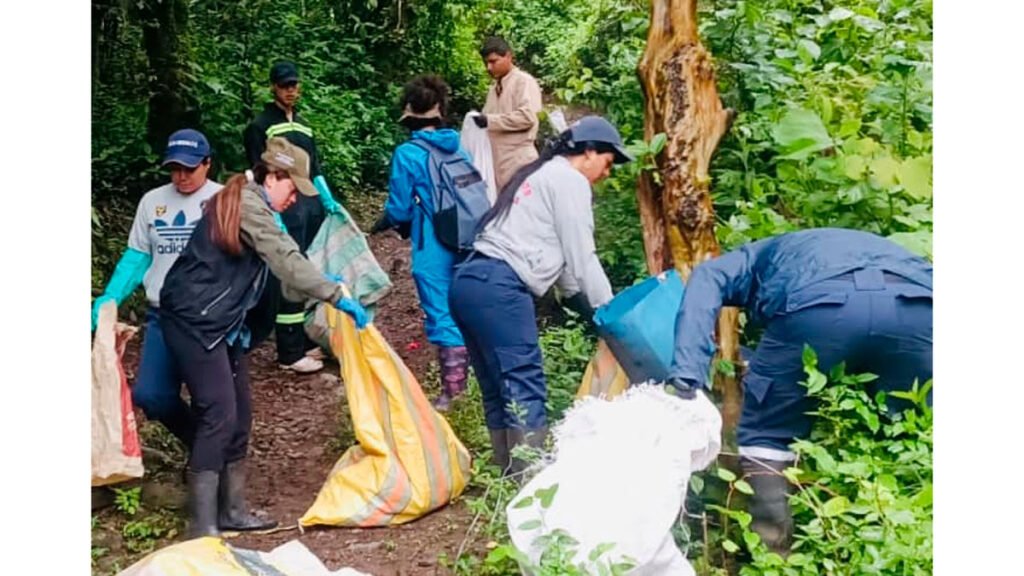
[407,139,443,251]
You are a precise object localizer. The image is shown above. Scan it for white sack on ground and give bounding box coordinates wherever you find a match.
[506,384,722,575]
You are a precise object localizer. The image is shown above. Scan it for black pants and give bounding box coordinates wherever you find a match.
[162,320,252,472]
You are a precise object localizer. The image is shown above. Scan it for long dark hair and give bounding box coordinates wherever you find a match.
[476,132,619,232]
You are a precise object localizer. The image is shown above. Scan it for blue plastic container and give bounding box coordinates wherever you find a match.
[593,269,685,384]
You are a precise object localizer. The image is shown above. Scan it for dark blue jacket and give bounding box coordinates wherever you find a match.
[668,228,932,387]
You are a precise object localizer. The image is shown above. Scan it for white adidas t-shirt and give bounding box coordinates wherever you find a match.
[127,179,222,307]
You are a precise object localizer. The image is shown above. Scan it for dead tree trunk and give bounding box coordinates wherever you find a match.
[637,0,742,433]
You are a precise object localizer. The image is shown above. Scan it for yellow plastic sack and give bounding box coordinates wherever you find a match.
[117,537,370,576]
[301,305,472,527]
[92,300,144,486]
[575,339,630,400]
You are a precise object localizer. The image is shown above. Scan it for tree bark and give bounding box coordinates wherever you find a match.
[637,0,742,433]
[138,0,199,155]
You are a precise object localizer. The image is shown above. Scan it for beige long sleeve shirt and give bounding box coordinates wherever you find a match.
[482,66,543,192]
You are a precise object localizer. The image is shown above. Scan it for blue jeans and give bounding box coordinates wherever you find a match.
[737,269,932,461]
[132,308,194,448]
[449,255,546,430]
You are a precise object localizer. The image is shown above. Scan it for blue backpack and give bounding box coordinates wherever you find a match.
[409,139,491,253]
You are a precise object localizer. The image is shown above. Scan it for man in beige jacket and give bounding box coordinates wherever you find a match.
[473,37,543,193]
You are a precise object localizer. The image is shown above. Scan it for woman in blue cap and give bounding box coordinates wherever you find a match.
[448,116,634,476]
[91,128,222,454]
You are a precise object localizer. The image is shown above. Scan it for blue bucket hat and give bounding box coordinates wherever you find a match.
[162,129,211,168]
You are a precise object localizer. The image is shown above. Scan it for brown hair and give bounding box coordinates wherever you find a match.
[206,165,289,255]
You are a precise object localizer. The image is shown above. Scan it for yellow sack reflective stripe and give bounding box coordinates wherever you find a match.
[576,339,629,400]
[300,305,471,527]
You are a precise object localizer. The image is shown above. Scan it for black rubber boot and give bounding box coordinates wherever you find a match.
[741,456,794,556]
[186,469,221,538]
[217,460,278,531]
[488,429,511,476]
[507,427,548,479]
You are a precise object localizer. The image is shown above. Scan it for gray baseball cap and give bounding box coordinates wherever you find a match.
[568,116,634,164]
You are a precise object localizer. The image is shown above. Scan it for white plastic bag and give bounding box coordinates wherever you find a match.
[461,111,498,205]
[506,385,722,574]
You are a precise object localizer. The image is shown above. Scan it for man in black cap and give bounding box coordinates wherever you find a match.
[243,60,342,373]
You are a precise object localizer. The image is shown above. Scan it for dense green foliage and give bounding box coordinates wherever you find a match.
[93,0,932,573]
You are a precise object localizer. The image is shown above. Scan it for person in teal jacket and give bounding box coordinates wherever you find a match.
[371,75,469,411]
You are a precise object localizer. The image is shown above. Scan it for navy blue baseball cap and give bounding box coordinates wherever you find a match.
[162,129,211,168]
[567,116,634,164]
[270,61,300,85]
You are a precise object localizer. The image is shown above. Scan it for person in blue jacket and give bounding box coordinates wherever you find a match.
[371,75,470,411]
[664,227,932,555]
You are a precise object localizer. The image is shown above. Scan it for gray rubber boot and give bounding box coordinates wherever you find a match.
[217,460,278,531]
[741,456,794,556]
[488,429,511,476]
[186,469,221,538]
[507,427,548,479]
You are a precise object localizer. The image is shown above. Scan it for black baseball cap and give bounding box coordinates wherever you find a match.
[269,61,300,85]
[568,116,634,164]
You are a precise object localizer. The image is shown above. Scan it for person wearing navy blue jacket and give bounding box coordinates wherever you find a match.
[664,227,932,555]
[371,75,470,411]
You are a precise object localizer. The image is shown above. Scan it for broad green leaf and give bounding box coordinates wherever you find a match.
[839,118,862,138]
[773,108,833,159]
[847,137,881,156]
[512,496,535,509]
[914,483,933,507]
[842,155,867,179]
[869,155,900,188]
[589,542,616,562]
[536,484,560,509]
[898,155,933,199]
[887,231,932,260]
[717,467,737,482]
[689,475,705,495]
[650,133,667,155]
[829,7,855,21]
[822,496,851,517]
[734,479,755,495]
[517,519,542,531]
[723,539,740,553]
[743,530,762,550]
[798,39,822,62]
[802,344,818,368]
[807,371,828,394]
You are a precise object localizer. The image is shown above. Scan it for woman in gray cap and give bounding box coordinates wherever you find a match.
[448,116,634,477]
[158,137,368,537]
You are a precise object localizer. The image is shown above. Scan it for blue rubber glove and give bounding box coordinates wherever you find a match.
[314,175,343,215]
[324,273,345,284]
[335,296,369,329]
[92,248,152,331]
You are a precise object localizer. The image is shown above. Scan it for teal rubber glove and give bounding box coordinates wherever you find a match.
[91,294,117,332]
[335,296,369,329]
[92,248,152,331]
[314,175,342,215]
[324,273,345,284]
